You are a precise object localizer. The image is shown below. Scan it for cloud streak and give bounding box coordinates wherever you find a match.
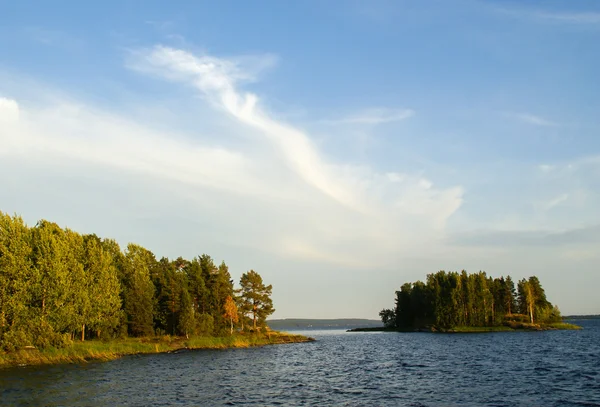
[0,45,464,269]
[534,11,600,25]
[129,45,460,219]
[325,107,415,125]
[497,7,600,26]
[513,113,557,127]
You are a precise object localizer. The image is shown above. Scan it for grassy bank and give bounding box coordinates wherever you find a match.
[0,331,314,369]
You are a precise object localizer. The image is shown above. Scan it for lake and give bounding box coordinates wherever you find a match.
[1,319,599,406]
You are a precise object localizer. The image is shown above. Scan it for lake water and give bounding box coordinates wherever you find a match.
[2,319,599,406]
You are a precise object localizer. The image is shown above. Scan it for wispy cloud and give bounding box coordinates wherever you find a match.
[325,107,415,125]
[497,7,600,26]
[128,46,457,218]
[512,113,557,127]
[450,224,600,248]
[0,45,464,268]
[534,11,600,25]
[542,193,569,211]
[145,20,175,30]
[0,97,19,123]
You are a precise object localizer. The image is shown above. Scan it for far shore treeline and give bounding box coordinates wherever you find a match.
[379,270,564,331]
[0,212,275,351]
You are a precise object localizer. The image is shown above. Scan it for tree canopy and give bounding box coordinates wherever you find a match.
[0,211,275,351]
[381,270,562,330]
[239,270,275,330]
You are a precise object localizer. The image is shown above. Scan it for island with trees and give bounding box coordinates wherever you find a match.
[0,212,312,368]
[353,270,581,333]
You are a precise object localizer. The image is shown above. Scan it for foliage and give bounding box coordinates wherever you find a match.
[381,270,563,330]
[0,211,275,351]
[379,309,395,328]
[223,295,239,335]
[239,270,275,330]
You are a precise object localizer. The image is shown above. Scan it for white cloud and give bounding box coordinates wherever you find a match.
[386,172,405,183]
[325,107,415,125]
[534,11,600,25]
[497,7,600,26]
[513,113,556,127]
[0,97,19,123]
[2,44,600,317]
[128,46,457,218]
[0,46,464,269]
[542,193,569,211]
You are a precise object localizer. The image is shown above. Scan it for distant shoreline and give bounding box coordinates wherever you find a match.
[0,332,314,369]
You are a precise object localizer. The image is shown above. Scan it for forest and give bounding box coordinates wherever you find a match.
[379,270,564,330]
[0,212,275,351]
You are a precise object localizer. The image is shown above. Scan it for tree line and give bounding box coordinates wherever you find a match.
[0,212,275,351]
[379,270,562,330]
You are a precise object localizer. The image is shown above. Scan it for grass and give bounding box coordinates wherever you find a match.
[544,322,582,330]
[0,331,314,369]
[448,321,582,333]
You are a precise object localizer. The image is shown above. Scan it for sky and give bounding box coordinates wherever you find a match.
[1,0,599,318]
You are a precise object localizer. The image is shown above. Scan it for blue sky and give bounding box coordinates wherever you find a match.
[1,0,599,317]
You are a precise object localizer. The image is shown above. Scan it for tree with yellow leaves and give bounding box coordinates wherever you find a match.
[223,295,239,335]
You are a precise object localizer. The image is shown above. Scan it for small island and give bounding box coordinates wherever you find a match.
[0,212,312,368]
[351,270,581,333]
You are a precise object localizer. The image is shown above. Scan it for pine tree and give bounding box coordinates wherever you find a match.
[239,270,274,330]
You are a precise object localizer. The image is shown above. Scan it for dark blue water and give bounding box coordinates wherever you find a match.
[2,320,599,406]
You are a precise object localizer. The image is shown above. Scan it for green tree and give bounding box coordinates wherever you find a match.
[29,220,79,347]
[0,213,34,350]
[82,235,122,339]
[394,283,413,328]
[239,270,274,330]
[211,261,234,333]
[504,276,516,315]
[186,257,210,315]
[178,287,196,338]
[123,244,156,337]
[234,288,251,331]
[379,308,395,328]
[518,278,535,323]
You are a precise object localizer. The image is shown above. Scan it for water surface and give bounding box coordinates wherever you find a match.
[2,319,599,406]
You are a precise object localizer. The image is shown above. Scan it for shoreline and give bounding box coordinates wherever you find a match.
[0,331,314,369]
[347,322,582,333]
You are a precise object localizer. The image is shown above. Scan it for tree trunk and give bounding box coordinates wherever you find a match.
[253,304,257,330]
[529,302,534,324]
[527,284,534,324]
[230,318,233,335]
[81,324,85,341]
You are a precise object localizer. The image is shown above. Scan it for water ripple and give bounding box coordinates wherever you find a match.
[1,320,600,406]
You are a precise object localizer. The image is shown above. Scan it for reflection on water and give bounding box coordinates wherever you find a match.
[1,320,599,406]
